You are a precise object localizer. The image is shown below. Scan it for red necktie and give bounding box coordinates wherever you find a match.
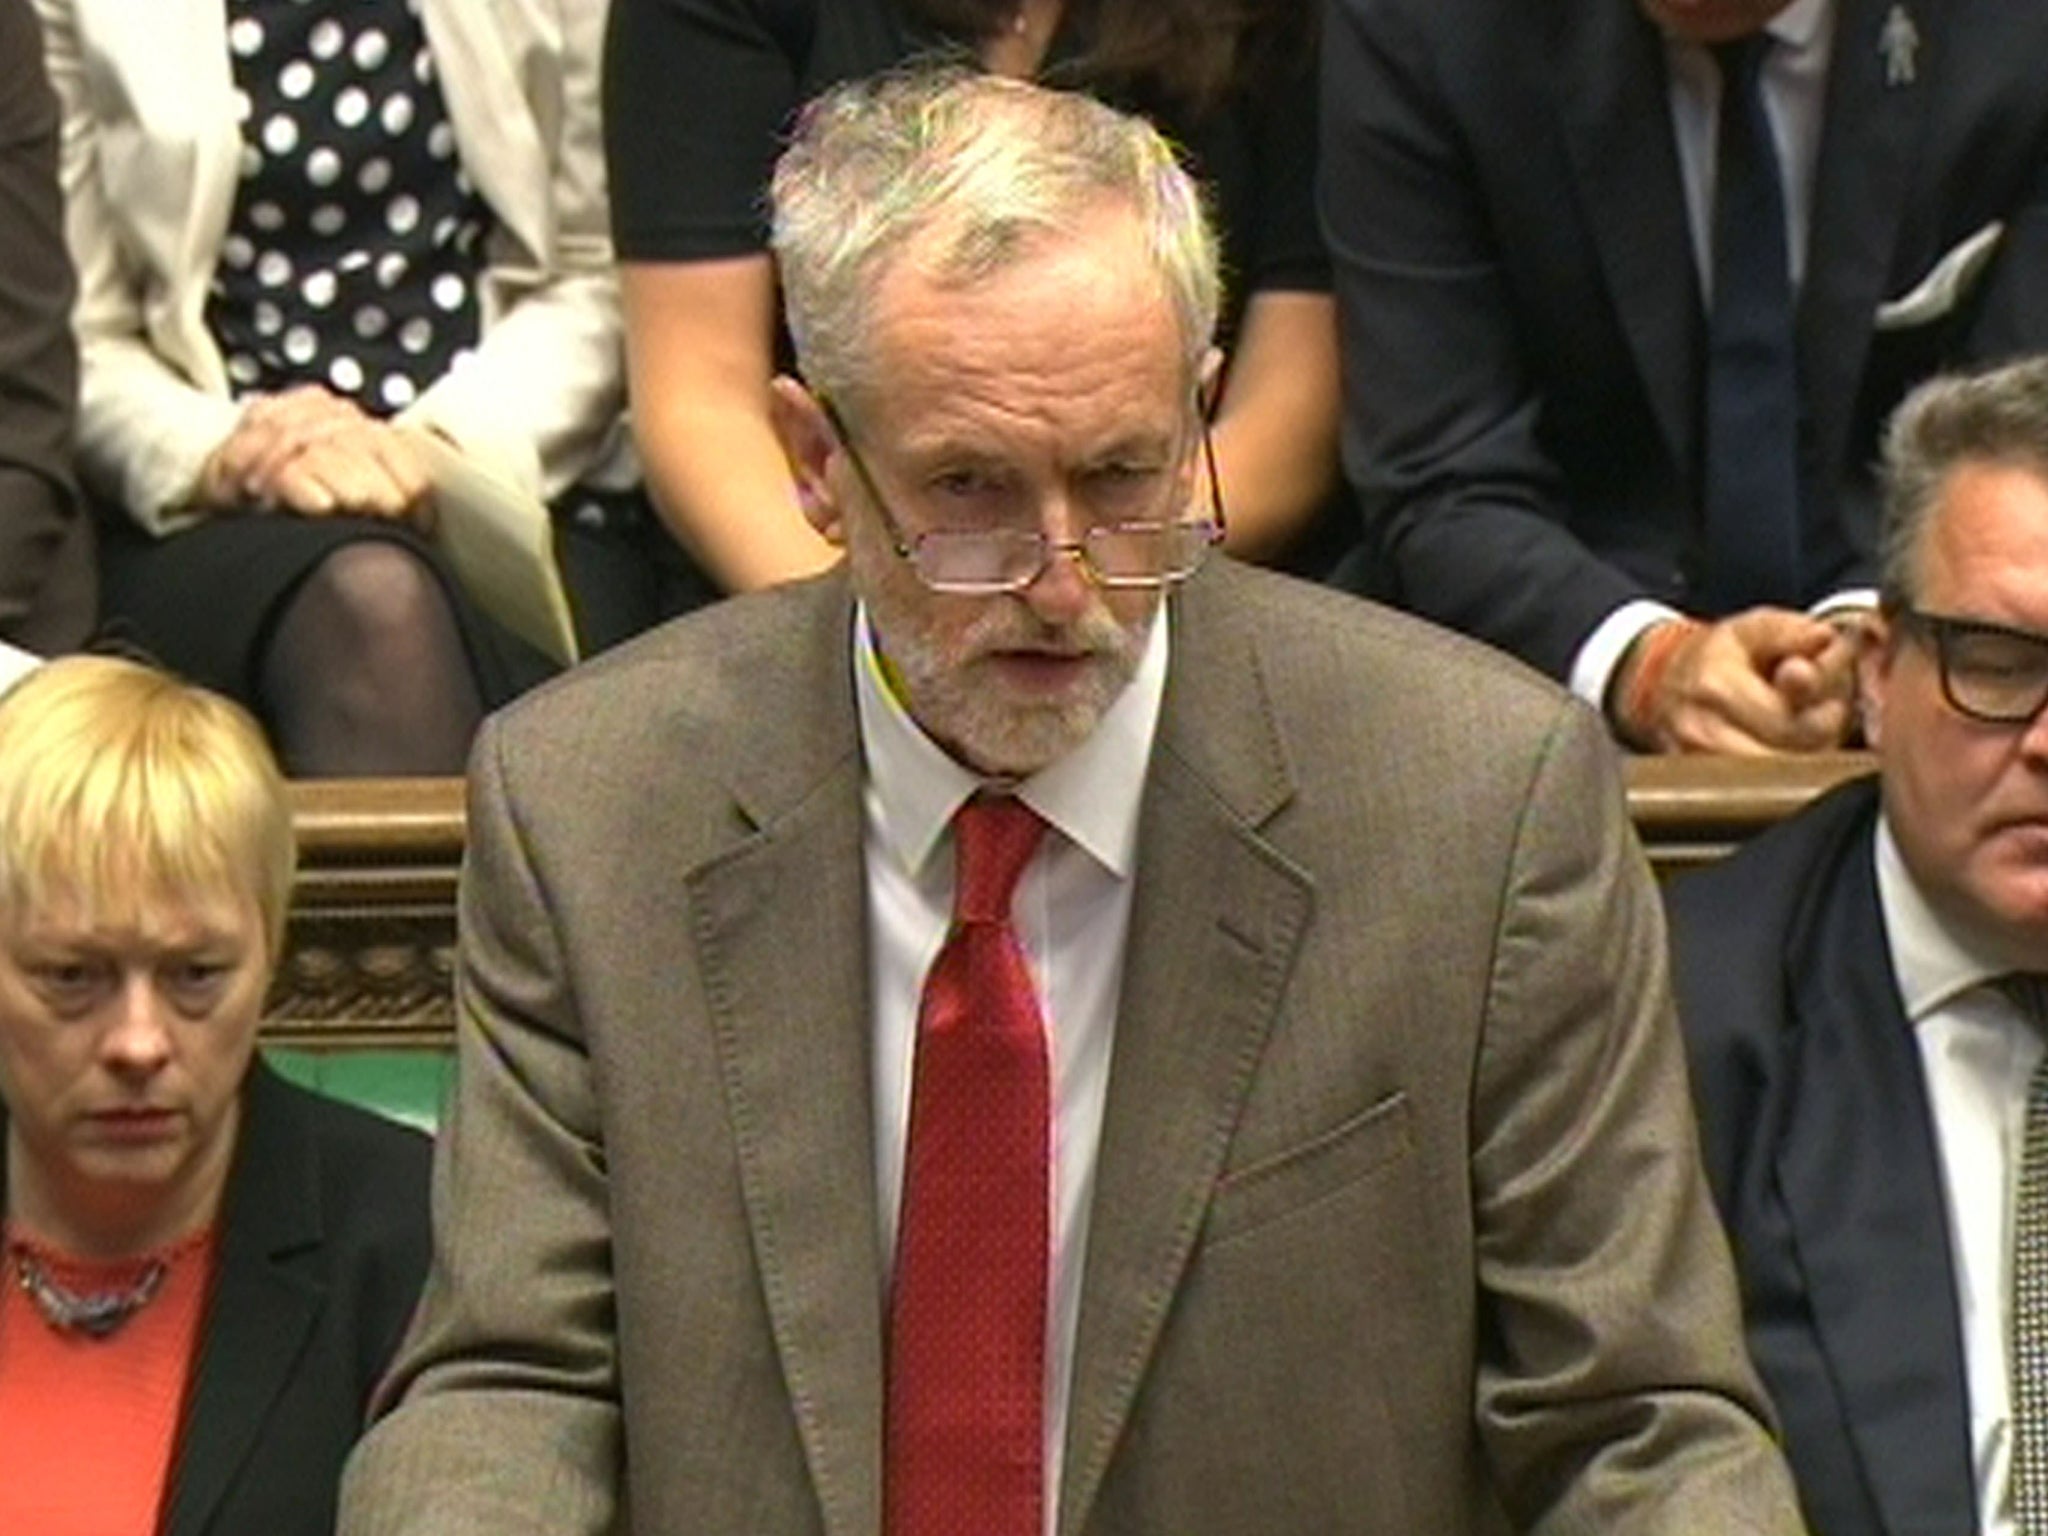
[886,795,1049,1536]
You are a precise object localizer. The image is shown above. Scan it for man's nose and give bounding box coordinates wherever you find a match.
[1019,500,1094,623]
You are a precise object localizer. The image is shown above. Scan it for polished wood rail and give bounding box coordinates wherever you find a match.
[269,752,1878,1049]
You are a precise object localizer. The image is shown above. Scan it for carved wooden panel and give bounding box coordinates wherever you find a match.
[265,754,1878,1050]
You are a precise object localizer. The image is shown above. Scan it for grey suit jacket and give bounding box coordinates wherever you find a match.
[340,561,1801,1534]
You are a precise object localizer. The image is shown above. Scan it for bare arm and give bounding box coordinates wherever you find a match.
[1210,290,1342,564]
[620,256,839,593]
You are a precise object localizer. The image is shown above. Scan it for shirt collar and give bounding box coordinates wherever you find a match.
[852,602,1169,882]
[1875,813,2012,1022]
[1769,0,1834,53]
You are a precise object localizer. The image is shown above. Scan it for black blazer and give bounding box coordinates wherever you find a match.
[3,1061,431,1536]
[1666,777,1975,1536]
[1323,0,2048,680]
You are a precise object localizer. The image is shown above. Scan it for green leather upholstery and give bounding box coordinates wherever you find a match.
[263,1047,455,1134]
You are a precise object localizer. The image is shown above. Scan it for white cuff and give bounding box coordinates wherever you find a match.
[1569,600,1686,714]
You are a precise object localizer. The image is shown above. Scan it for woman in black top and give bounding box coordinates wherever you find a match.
[605,0,1347,595]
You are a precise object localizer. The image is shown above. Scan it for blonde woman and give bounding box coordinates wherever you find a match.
[0,655,430,1534]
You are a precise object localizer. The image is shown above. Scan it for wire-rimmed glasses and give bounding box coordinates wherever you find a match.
[818,396,1225,595]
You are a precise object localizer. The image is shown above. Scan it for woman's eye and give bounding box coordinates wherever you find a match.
[29,961,108,1010]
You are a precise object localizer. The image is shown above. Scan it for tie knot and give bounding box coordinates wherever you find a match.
[953,796,1045,925]
[1713,34,1770,93]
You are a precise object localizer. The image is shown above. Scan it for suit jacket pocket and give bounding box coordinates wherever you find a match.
[1874,221,2005,330]
[1205,1090,1412,1247]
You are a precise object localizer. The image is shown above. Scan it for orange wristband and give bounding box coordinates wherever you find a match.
[1617,620,1705,747]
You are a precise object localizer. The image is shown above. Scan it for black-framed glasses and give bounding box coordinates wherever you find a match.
[1897,608,2048,724]
[818,395,1226,595]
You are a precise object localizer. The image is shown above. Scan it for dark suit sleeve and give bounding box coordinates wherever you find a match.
[0,0,87,651]
[1320,0,1647,679]
[338,716,622,1536]
[1470,703,1804,1528]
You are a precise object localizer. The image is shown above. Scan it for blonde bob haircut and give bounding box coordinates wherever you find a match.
[0,656,295,961]
[770,65,1222,409]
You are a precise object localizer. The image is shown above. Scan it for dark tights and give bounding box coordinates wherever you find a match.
[259,541,482,777]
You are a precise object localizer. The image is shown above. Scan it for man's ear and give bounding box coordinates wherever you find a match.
[768,375,847,546]
[1197,346,1224,416]
[1858,611,1896,749]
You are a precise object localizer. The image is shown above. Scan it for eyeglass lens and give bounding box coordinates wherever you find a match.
[912,523,1215,593]
[1932,620,2048,723]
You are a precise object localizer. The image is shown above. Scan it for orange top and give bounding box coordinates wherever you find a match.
[0,1225,217,1536]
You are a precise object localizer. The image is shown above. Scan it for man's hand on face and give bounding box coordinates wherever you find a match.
[1616,607,1862,754]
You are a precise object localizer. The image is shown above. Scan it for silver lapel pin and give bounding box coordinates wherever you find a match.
[1879,3,1920,87]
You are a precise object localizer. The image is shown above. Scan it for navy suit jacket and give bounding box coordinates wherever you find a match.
[1666,777,1976,1536]
[2,1063,432,1536]
[1322,0,2048,680]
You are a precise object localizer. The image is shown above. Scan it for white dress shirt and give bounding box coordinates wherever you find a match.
[1569,0,1875,713]
[853,602,1169,1535]
[1878,817,2044,1536]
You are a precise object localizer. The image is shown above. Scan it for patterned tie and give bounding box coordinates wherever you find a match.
[2009,973,2048,1532]
[1703,36,1803,611]
[886,795,1050,1536]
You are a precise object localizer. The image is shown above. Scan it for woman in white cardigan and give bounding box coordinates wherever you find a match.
[35,0,632,772]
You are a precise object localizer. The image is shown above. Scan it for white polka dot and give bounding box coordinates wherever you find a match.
[337,249,372,274]
[413,47,434,84]
[329,355,365,392]
[386,195,421,236]
[431,215,458,245]
[397,317,432,355]
[232,88,253,125]
[309,203,346,237]
[426,122,456,160]
[430,273,466,312]
[254,301,284,337]
[376,252,409,288]
[357,157,392,194]
[379,94,416,137]
[335,86,369,129]
[380,374,418,408]
[283,325,318,365]
[228,17,264,56]
[261,115,299,155]
[221,233,256,270]
[256,250,293,288]
[226,352,261,385]
[237,143,263,180]
[309,19,344,59]
[249,202,286,233]
[306,146,343,187]
[352,305,389,339]
[280,60,316,100]
[352,29,390,70]
[302,270,338,308]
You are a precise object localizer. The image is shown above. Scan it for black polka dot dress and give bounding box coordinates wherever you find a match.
[206,0,488,416]
[97,0,550,711]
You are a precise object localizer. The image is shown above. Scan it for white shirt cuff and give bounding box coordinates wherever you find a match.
[1569,600,1686,713]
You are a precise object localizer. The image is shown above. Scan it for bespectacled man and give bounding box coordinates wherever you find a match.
[339,67,1801,1536]
[1671,354,2048,1535]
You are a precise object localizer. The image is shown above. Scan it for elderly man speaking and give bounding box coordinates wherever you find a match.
[339,68,1802,1536]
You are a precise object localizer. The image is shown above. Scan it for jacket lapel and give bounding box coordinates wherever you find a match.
[1058,570,1314,1536]
[688,580,885,1536]
[418,0,551,265]
[1798,0,1941,524]
[1552,2,1703,480]
[160,1066,326,1536]
[1775,825,1976,1534]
